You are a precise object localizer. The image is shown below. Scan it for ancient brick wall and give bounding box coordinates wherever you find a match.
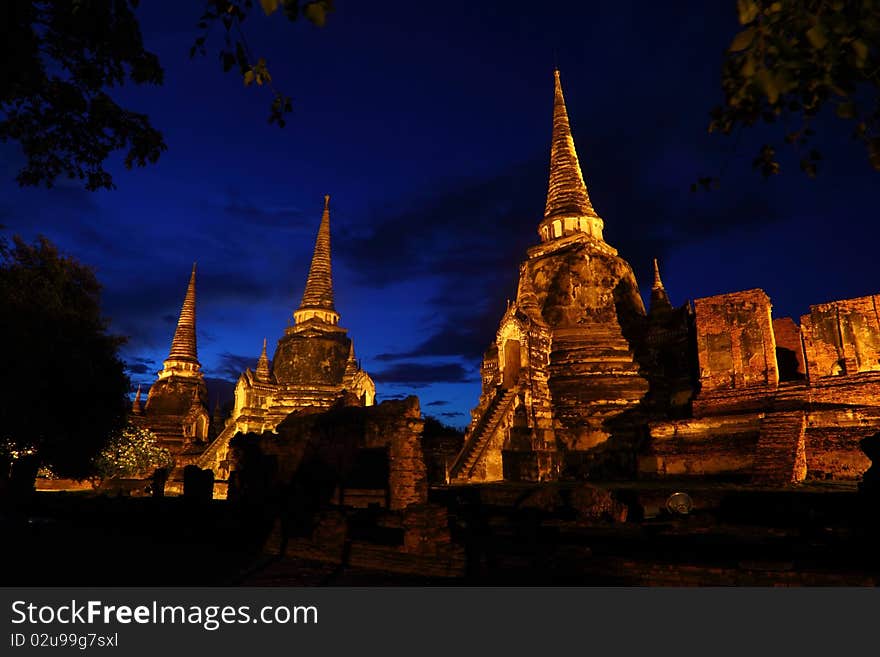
[804,427,872,479]
[232,397,428,510]
[694,289,778,393]
[802,294,880,379]
[640,415,761,477]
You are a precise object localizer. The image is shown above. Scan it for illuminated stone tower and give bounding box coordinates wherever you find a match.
[449,70,650,483]
[198,195,376,476]
[141,264,211,453]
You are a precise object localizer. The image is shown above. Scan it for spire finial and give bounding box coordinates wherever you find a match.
[293,195,339,325]
[132,384,143,414]
[343,340,359,379]
[544,69,597,221]
[539,70,603,243]
[653,258,663,289]
[650,257,673,314]
[167,264,199,363]
[256,337,271,381]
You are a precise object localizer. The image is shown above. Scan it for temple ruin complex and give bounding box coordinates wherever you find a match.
[450,70,879,485]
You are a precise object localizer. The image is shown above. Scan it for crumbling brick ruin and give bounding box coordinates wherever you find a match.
[228,396,464,576]
[642,292,880,483]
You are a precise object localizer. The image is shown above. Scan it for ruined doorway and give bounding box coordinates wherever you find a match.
[776,347,804,382]
[503,339,521,388]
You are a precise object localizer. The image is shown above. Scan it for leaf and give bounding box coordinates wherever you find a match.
[737,0,759,25]
[260,0,281,15]
[243,70,255,86]
[836,101,856,119]
[753,145,780,177]
[799,157,817,178]
[729,27,756,52]
[741,54,756,77]
[852,40,868,67]
[757,69,780,104]
[869,138,880,171]
[304,1,329,27]
[806,25,827,49]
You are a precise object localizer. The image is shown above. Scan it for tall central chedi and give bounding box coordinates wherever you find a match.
[199,195,376,475]
[449,70,650,483]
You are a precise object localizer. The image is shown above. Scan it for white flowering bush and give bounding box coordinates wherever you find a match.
[92,424,174,481]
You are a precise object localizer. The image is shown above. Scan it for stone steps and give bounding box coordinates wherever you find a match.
[196,423,238,473]
[449,389,516,482]
[752,410,807,485]
[771,383,809,411]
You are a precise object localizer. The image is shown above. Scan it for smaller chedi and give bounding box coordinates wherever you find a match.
[133,264,211,458]
[199,195,375,476]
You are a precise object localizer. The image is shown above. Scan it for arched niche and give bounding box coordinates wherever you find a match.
[498,319,527,389]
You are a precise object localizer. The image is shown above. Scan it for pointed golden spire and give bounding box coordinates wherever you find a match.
[168,263,199,363]
[650,258,673,313]
[294,195,339,325]
[539,70,603,243]
[132,384,143,414]
[544,69,597,220]
[344,341,358,379]
[256,337,271,381]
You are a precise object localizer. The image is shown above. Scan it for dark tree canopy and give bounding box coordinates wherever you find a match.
[0,0,331,191]
[710,0,880,180]
[192,1,334,127]
[0,0,166,191]
[0,234,130,479]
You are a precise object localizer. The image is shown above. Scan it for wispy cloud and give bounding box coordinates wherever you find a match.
[371,362,478,388]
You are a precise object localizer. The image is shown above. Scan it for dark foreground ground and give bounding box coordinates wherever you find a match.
[3,481,879,586]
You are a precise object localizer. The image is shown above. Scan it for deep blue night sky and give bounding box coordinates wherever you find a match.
[2,1,879,427]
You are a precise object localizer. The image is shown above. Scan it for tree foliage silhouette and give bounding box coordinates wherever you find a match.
[0,234,130,480]
[709,0,880,180]
[1,0,331,190]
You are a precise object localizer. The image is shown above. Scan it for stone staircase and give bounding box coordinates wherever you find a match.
[448,388,517,483]
[195,423,238,475]
[771,381,809,411]
[752,409,807,485]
